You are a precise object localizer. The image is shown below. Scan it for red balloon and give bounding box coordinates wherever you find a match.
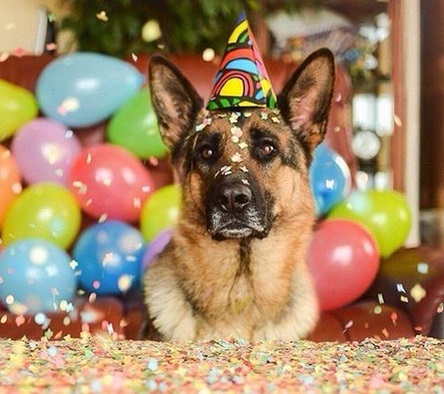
[308,219,380,311]
[68,144,154,222]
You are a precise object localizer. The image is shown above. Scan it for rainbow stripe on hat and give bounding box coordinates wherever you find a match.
[207,12,277,110]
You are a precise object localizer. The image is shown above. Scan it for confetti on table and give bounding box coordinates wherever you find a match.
[0,336,442,393]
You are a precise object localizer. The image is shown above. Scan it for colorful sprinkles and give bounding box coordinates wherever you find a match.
[0,336,442,392]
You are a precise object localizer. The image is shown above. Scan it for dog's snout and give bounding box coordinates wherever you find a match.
[217,183,252,212]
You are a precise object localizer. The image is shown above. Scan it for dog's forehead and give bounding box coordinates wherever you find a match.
[194,108,289,139]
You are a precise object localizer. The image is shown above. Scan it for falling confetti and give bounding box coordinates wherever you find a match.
[96,11,109,21]
[57,97,80,115]
[410,283,426,303]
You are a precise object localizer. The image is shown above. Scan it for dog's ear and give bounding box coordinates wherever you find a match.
[148,55,204,151]
[278,48,335,152]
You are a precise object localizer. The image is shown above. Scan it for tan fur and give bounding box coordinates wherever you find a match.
[144,49,335,341]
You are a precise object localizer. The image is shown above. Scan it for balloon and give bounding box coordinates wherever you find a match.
[310,142,351,216]
[68,144,154,222]
[2,182,81,249]
[0,79,38,141]
[142,229,172,270]
[0,145,22,225]
[107,88,167,159]
[328,189,412,258]
[36,52,144,128]
[308,219,380,311]
[11,118,82,185]
[140,184,181,241]
[73,220,146,295]
[0,238,77,315]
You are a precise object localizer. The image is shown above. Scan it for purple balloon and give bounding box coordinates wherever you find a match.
[11,117,82,185]
[142,229,172,271]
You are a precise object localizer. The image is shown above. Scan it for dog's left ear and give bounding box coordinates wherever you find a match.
[278,48,335,152]
[148,55,204,153]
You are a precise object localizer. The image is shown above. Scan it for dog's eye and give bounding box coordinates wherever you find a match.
[198,145,215,161]
[255,140,278,160]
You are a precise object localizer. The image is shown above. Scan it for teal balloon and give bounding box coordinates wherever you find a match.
[36,52,144,128]
[107,88,167,158]
[0,238,77,315]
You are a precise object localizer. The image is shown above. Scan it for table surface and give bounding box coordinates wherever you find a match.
[0,335,443,393]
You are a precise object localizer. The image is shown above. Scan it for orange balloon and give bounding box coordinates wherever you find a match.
[0,145,21,225]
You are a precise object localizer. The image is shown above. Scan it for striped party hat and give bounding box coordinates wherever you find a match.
[207,12,277,110]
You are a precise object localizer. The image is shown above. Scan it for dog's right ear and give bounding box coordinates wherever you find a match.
[148,55,204,151]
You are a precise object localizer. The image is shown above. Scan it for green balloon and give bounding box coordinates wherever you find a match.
[2,182,81,249]
[140,184,181,241]
[328,189,412,258]
[107,88,167,159]
[0,79,38,141]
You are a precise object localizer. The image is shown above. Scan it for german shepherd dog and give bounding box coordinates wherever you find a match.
[143,48,335,340]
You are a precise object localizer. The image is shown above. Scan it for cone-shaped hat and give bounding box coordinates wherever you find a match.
[207,12,277,110]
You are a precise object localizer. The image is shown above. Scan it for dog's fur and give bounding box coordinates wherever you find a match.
[143,48,335,341]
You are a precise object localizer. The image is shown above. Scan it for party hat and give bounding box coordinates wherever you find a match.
[207,12,277,110]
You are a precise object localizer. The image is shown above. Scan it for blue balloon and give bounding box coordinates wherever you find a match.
[73,220,145,295]
[36,52,144,128]
[310,143,351,216]
[0,238,77,314]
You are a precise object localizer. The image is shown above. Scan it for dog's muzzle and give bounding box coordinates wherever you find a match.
[206,175,268,240]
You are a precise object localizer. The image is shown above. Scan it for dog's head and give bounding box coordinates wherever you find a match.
[148,49,335,240]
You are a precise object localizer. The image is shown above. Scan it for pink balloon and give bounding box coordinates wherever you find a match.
[11,118,81,185]
[68,144,154,222]
[307,219,380,311]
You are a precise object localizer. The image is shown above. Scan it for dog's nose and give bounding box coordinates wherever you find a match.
[217,184,252,212]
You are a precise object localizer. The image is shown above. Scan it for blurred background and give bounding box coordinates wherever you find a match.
[1,0,444,341]
[2,0,439,246]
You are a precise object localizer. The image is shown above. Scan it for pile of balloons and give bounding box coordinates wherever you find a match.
[0,51,412,316]
[309,148,412,311]
[0,53,176,315]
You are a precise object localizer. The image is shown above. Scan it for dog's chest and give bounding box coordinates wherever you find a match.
[188,238,293,322]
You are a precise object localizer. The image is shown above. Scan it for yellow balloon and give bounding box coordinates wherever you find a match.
[140,184,181,242]
[0,79,38,141]
[328,189,412,258]
[2,182,81,249]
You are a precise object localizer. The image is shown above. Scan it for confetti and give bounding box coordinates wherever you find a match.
[410,283,426,303]
[230,152,243,163]
[13,47,25,58]
[229,112,240,124]
[45,42,57,51]
[0,52,10,62]
[195,117,212,132]
[417,262,429,275]
[0,336,441,392]
[57,97,80,115]
[96,11,109,21]
[239,166,249,173]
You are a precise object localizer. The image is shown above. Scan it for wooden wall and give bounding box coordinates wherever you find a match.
[420,0,444,209]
